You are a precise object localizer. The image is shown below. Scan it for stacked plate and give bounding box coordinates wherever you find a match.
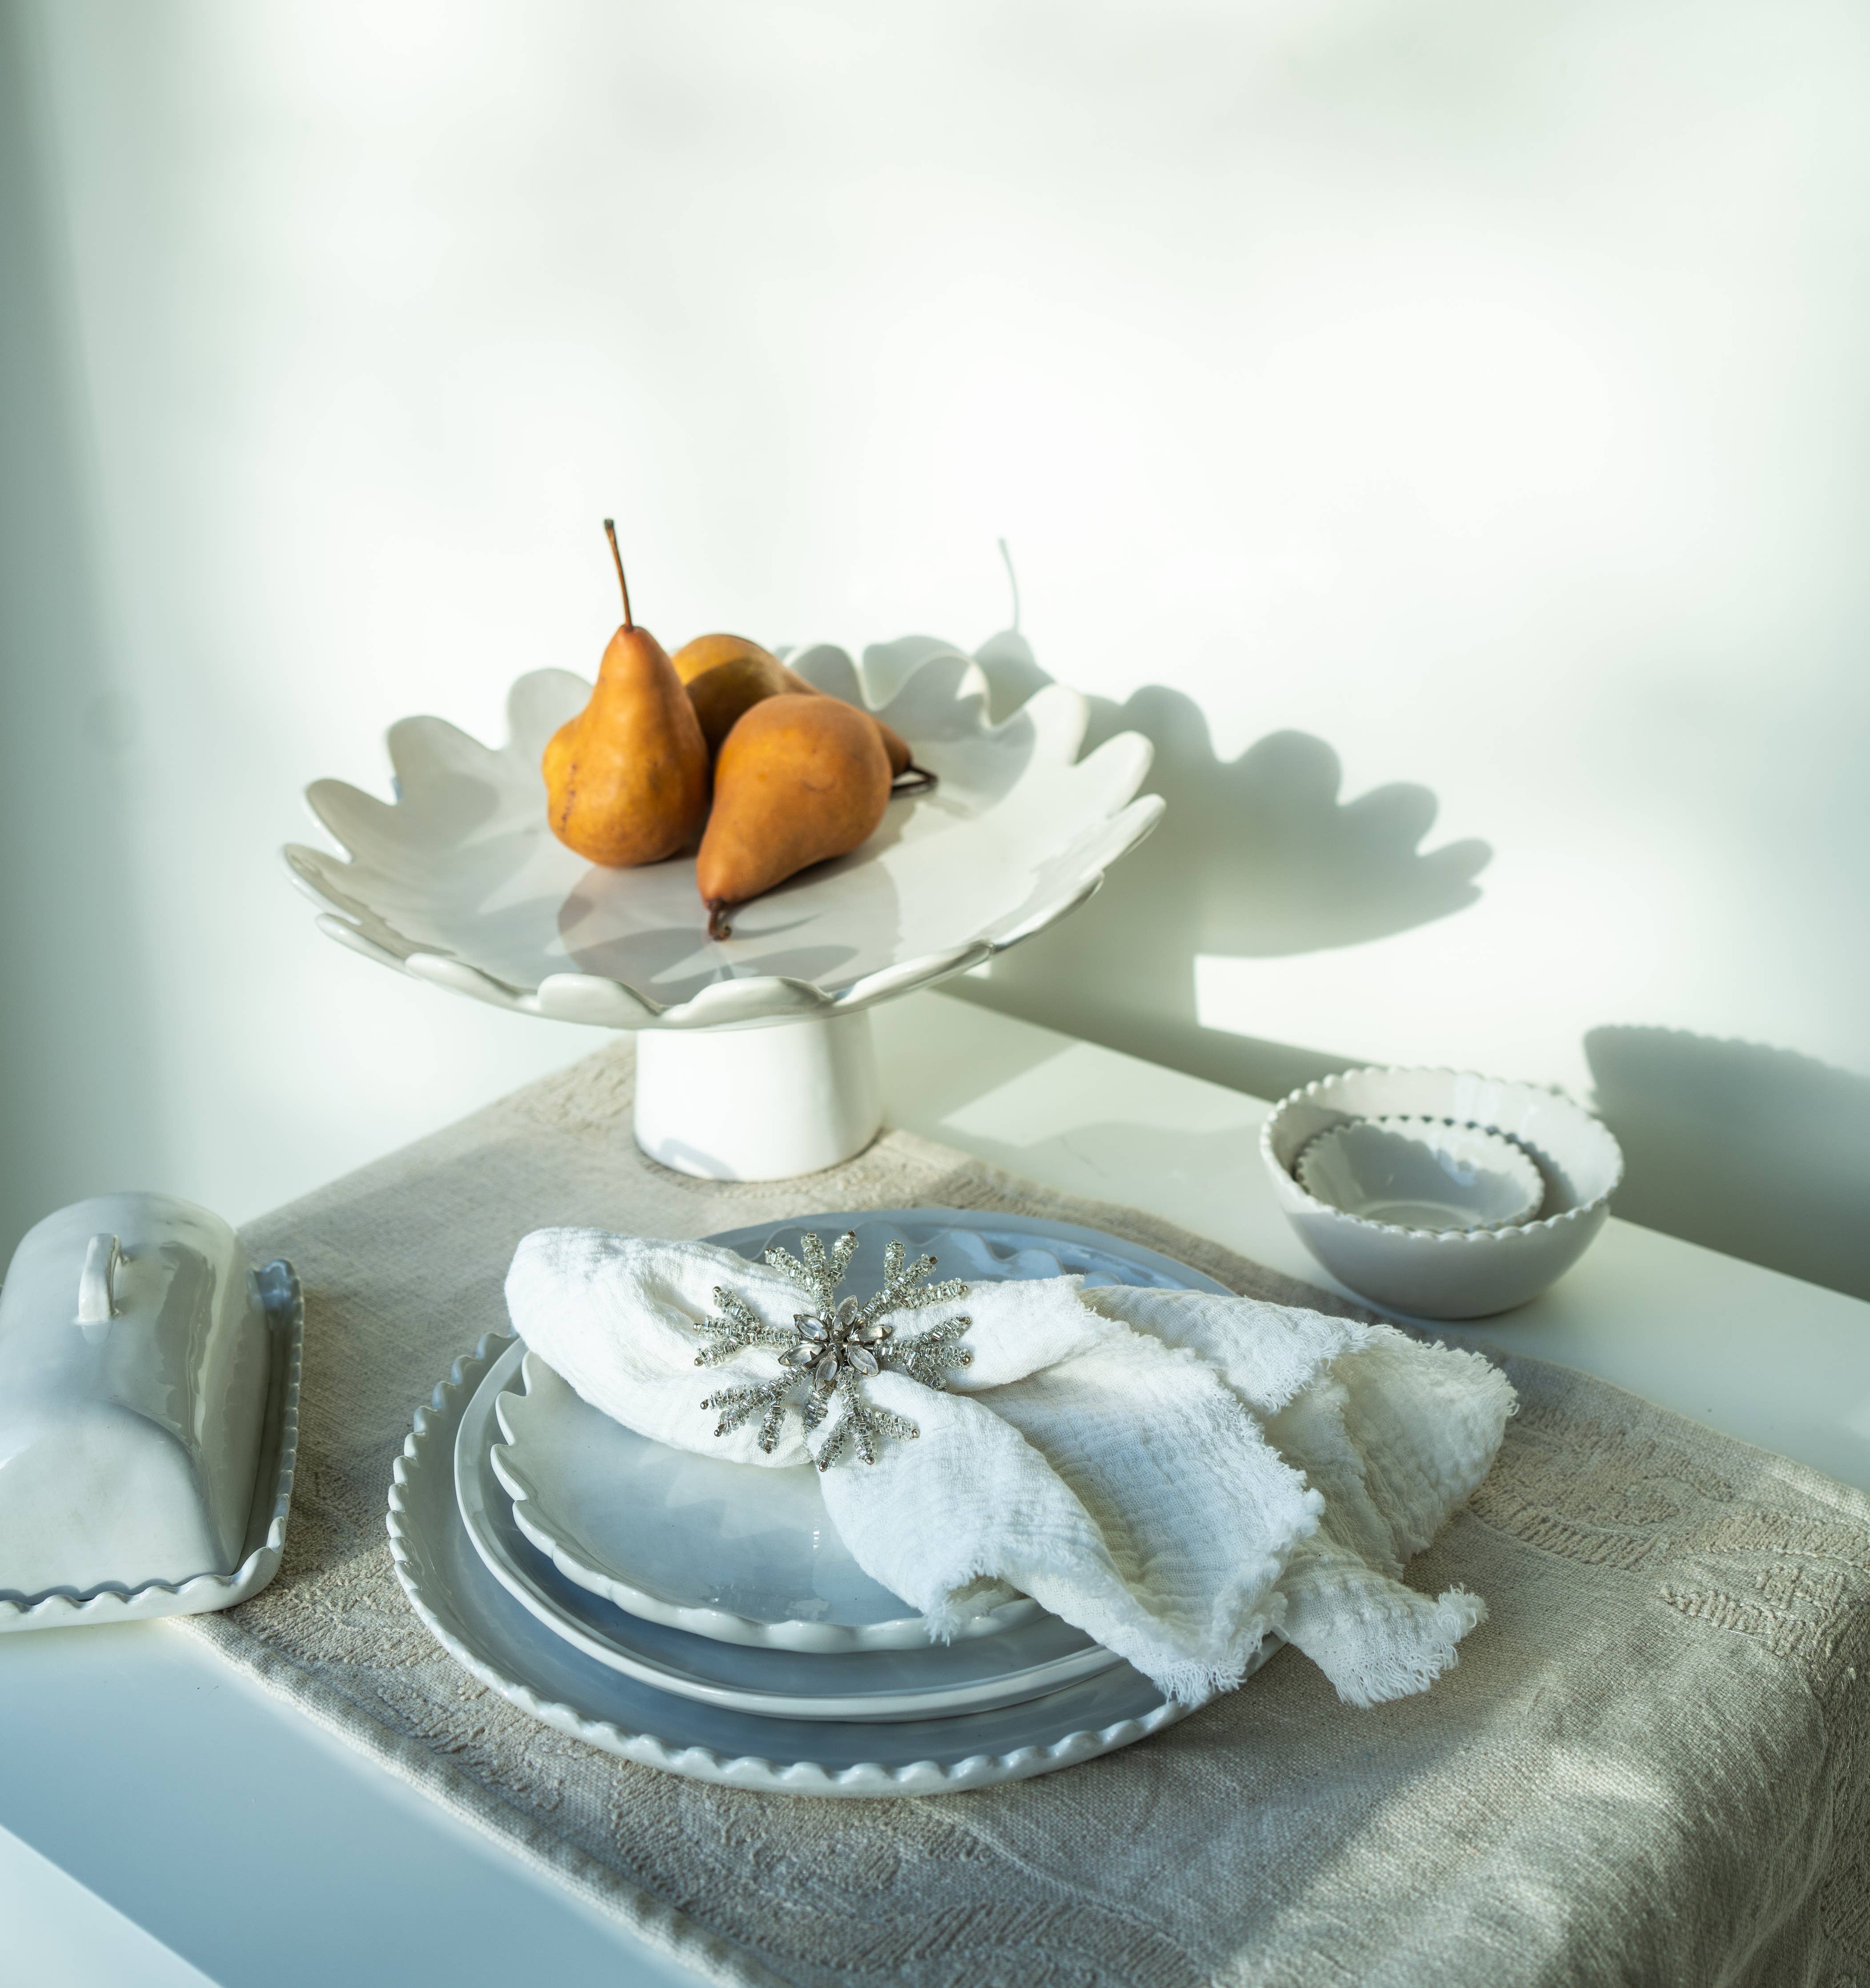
[390,1208,1279,1796]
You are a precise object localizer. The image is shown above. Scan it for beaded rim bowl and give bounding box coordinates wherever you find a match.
[1294,1117,1545,1233]
[1261,1068,1625,1319]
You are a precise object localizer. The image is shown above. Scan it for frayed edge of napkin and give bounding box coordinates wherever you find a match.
[1148,1628,1289,1709]
[1287,1578,1489,1709]
[915,1571,1289,1707]
[913,1576,1024,1643]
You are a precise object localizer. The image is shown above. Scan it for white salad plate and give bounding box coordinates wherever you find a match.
[1296,1117,1544,1232]
[391,1334,1279,1796]
[494,1209,1233,1652]
[459,1340,1124,1721]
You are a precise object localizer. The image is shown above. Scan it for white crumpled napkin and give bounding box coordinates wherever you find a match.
[505,1229,1515,1707]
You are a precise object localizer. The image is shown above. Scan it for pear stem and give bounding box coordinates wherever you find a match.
[707,900,733,941]
[603,518,633,630]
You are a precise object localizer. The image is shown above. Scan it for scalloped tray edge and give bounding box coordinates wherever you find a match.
[0,1262,305,1631]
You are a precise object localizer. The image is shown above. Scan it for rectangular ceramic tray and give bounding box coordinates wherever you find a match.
[0,1261,304,1631]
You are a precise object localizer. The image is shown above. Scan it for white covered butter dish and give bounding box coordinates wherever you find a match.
[0,1192,303,1629]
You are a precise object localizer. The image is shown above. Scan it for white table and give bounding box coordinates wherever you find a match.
[6,990,1866,1987]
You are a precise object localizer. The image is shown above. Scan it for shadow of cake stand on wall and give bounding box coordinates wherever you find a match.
[284,643,1163,1181]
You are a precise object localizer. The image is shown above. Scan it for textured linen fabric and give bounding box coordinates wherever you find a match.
[178,1034,1870,1988]
[506,1231,1513,1705]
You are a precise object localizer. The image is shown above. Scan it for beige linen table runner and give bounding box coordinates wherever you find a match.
[185,1038,1870,1987]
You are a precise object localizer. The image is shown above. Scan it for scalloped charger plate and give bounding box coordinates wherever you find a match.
[283,642,1163,1032]
[389,1334,1239,1795]
[386,1214,1275,1794]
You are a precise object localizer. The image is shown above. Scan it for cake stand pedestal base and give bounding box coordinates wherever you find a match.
[634,1012,883,1181]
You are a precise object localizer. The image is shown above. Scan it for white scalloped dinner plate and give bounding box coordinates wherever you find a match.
[494,1210,1233,1651]
[459,1340,1124,1720]
[491,1350,1033,1652]
[391,1334,1279,1796]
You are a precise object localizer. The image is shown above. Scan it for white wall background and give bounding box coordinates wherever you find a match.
[4,0,1868,1291]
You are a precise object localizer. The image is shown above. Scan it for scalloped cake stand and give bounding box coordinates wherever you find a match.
[285,641,1161,1180]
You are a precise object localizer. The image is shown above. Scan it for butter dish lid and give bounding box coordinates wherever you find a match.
[0,1191,303,1629]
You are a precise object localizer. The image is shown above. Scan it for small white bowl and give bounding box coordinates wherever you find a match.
[1296,1118,1544,1233]
[1261,1069,1624,1320]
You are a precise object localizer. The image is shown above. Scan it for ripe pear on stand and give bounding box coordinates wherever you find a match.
[671,632,927,785]
[669,635,795,757]
[670,631,786,688]
[542,523,710,866]
[696,693,891,938]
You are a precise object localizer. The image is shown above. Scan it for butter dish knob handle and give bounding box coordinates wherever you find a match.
[76,1233,120,1324]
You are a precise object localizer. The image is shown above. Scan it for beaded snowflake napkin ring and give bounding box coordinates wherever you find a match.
[689,1231,971,1469]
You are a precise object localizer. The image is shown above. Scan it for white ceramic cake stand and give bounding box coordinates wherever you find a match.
[285,641,1161,1179]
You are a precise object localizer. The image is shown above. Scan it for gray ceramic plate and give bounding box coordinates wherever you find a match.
[387,1213,1272,1794]
[393,1333,1291,1795]
[494,1209,1233,1651]
[459,1339,1125,1719]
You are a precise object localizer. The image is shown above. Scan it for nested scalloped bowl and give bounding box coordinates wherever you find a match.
[285,642,1163,1031]
[1261,1068,1625,1320]
[1295,1118,1545,1233]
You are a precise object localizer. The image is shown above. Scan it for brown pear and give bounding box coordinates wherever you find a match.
[670,631,922,782]
[542,523,709,866]
[670,632,777,686]
[696,693,891,938]
[682,648,795,758]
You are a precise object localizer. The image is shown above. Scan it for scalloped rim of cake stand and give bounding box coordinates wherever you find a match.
[284,645,1164,1033]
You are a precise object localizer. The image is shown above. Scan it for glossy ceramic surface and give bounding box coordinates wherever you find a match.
[499,1208,1232,1651]
[1262,1069,1625,1319]
[1296,1117,1544,1232]
[390,1335,1254,1796]
[461,1340,1124,1719]
[285,643,1162,1031]
[632,1010,884,1180]
[0,1255,303,1630]
[0,1194,275,1599]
